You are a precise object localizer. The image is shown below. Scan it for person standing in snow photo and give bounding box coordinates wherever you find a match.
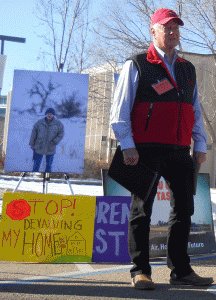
[29,108,64,173]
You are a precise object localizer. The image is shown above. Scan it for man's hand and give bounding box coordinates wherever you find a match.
[193,151,206,164]
[123,148,139,166]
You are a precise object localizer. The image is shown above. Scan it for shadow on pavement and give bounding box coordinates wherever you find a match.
[0,280,215,300]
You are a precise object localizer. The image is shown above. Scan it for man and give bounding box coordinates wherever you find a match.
[110,8,213,290]
[29,108,64,173]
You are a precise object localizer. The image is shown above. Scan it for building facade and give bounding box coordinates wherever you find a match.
[84,63,119,163]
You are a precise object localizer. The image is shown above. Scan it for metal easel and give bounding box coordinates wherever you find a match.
[13,172,74,195]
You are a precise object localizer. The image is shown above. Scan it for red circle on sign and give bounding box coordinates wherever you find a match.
[6,199,31,220]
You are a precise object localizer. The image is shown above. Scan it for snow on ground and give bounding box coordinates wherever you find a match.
[210,189,216,222]
[0,177,103,196]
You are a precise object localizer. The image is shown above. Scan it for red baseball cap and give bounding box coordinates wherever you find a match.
[151,8,184,27]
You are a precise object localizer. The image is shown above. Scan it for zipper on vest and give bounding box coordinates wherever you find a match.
[145,103,154,131]
[177,92,181,145]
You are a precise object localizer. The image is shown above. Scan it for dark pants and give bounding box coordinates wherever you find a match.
[33,151,54,173]
[128,145,194,278]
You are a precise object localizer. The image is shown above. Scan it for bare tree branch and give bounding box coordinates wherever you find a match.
[36,0,91,72]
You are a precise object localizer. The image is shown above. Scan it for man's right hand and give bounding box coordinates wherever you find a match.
[123,148,139,166]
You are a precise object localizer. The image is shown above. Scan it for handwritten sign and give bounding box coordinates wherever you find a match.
[92,196,131,263]
[0,193,96,263]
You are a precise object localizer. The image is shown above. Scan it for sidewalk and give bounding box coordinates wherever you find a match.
[0,256,215,299]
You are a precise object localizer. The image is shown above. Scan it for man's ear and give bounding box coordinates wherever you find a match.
[150,27,155,38]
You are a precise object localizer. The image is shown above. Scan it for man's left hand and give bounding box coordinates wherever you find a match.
[193,151,206,164]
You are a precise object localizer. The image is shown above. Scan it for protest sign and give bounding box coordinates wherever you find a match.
[103,170,216,258]
[150,174,216,257]
[93,196,131,263]
[0,193,96,263]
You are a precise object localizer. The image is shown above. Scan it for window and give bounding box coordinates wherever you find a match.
[111,139,118,149]
[0,96,6,105]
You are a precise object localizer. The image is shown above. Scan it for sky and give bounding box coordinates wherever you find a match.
[0,0,46,95]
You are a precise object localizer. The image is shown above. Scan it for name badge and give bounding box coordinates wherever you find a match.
[152,78,174,95]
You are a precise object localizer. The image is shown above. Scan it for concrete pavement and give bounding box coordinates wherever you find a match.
[0,256,215,299]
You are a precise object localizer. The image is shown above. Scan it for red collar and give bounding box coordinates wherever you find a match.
[146,43,185,64]
[146,43,185,91]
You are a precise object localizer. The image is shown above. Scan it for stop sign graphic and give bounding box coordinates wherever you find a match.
[6,199,31,220]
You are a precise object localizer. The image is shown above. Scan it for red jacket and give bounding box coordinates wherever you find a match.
[130,44,196,146]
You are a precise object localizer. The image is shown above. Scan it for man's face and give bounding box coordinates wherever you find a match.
[46,113,54,121]
[151,20,180,51]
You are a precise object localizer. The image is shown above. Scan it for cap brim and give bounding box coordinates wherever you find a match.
[159,17,184,26]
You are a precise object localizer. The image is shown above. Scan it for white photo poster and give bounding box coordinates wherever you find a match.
[4,70,89,173]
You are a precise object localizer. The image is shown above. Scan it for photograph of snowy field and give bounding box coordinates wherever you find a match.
[4,70,89,173]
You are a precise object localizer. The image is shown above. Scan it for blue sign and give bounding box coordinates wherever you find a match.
[101,170,216,258]
[92,196,131,263]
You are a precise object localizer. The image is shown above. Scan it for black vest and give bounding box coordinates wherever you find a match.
[127,52,196,146]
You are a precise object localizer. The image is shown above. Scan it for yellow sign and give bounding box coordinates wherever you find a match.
[0,193,96,263]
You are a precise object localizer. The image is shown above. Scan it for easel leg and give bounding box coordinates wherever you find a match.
[43,172,50,194]
[64,174,74,195]
[13,172,26,193]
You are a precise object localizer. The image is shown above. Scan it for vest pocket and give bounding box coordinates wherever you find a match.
[145,103,154,131]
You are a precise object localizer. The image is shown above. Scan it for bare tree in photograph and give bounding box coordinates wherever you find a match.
[14,79,62,115]
[53,92,82,118]
[28,80,62,113]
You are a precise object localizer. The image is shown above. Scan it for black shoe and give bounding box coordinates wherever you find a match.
[170,271,214,286]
